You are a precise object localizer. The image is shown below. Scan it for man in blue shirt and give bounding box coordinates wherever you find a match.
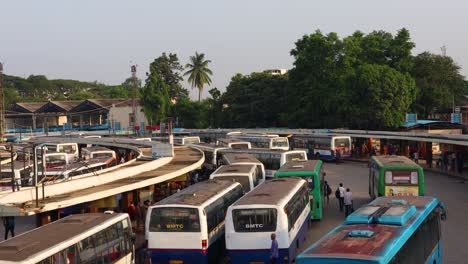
[270,233,279,263]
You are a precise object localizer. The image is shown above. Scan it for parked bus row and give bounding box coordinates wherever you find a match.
[145,177,311,264]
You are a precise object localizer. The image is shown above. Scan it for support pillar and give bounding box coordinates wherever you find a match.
[79,115,83,130]
[32,114,36,130]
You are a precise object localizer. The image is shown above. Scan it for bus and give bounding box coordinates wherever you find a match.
[0,212,135,264]
[274,160,325,220]
[221,153,265,181]
[369,155,425,198]
[225,177,310,264]
[42,152,69,168]
[291,134,351,161]
[146,179,244,264]
[216,138,251,149]
[187,143,229,172]
[173,136,201,145]
[41,156,117,181]
[229,135,289,151]
[210,164,264,193]
[219,149,307,178]
[43,142,79,161]
[297,196,446,264]
[0,162,33,190]
[81,146,117,160]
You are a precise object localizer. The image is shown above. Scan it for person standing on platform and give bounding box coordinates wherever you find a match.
[323,181,332,205]
[344,188,353,217]
[269,233,279,264]
[336,183,345,212]
[3,216,15,240]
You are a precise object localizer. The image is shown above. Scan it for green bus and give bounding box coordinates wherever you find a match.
[274,160,325,220]
[369,155,425,199]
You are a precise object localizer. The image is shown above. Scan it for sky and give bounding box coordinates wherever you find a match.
[1,0,467,100]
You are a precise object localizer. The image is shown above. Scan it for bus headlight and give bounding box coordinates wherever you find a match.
[410,171,418,184]
[385,171,392,184]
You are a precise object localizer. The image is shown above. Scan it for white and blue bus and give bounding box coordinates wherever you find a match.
[146,179,244,264]
[0,212,135,264]
[219,149,307,178]
[221,153,266,181]
[229,134,289,150]
[291,134,351,161]
[297,196,446,264]
[188,143,229,172]
[225,177,310,264]
[210,164,264,193]
[216,138,251,149]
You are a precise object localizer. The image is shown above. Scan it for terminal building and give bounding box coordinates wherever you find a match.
[5,99,148,132]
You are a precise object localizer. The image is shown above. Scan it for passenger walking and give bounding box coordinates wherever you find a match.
[3,216,15,240]
[344,188,353,217]
[413,151,419,164]
[323,181,332,205]
[335,183,345,212]
[270,233,279,264]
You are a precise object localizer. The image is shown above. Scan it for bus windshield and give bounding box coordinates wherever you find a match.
[213,176,251,192]
[273,138,289,148]
[92,152,114,159]
[286,152,306,162]
[149,207,200,232]
[58,144,77,154]
[233,208,277,232]
[385,170,418,185]
[334,138,350,149]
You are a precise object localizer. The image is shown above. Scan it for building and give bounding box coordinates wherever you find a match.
[5,99,148,132]
[263,69,287,75]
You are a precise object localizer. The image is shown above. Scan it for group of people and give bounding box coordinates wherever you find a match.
[127,200,151,232]
[323,181,354,217]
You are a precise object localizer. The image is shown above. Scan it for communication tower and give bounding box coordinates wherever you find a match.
[0,62,5,143]
[130,65,137,130]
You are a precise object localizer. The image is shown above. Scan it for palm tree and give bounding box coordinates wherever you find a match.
[184,52,213,101]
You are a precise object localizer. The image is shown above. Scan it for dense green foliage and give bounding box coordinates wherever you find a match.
[2,74,135,106]
[140,60,171,124]
[184,52,213,101]
[149,53,189,100]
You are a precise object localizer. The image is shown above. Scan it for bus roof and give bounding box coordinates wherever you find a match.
[217,138,245,143]
[276,160,322,176]
[0,213,127,262]
[372,155,420,168]
[233,177,306,206]
[223,153,261,164]
[213,164,256,175]
[220,148,303,155]
[189,143,227,150]
[298,196,439,263]
[155,179,240,207]
[81,146,113,152]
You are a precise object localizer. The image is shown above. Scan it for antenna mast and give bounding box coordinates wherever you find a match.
[131,65,137,131]
[0,62,5,143]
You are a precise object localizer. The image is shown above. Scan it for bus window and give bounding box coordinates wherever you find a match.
[149,208,200,232]
[233,209,277,232]
[59,144,77,154]
[78,236,97,263]
[273,138,289,148]
[213,175,251,193]
[334,138,350,149]
[92,152,114,159]
[286,152,306,162]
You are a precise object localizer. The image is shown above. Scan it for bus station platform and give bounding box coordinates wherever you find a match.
[0,147,203,216]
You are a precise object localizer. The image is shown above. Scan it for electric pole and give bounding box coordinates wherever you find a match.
[0,62,5,143]
[131,64,137,132]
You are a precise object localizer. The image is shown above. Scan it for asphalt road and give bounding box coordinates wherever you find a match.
[300,161,468,264]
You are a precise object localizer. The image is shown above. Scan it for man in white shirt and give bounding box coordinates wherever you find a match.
[344,188,353,217]
[338,183,345,212]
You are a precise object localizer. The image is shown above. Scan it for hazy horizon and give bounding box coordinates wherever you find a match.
[1,0,467,100]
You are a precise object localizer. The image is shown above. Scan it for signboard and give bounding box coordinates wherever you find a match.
[384,186,418,196]
[405,113,417,123]
[451,113,461,124]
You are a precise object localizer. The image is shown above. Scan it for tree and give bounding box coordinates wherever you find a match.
[348,64,416,129]
[172,97,209,128]
[184,52,213,101]
[150,53,188,101]
[140,63,170,124]
[411,52,465,117]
